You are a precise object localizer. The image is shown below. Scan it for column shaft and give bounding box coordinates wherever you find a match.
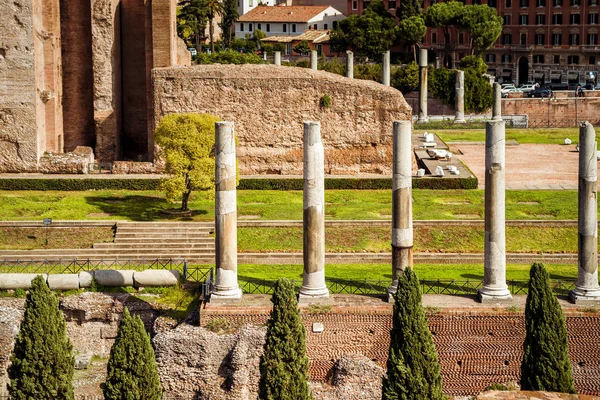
[479,120,511,302]
[417,49,428,123]
[310,50,318,70]
[274,51,281,66]
[455,70,466,123]
[389,121,413,299]
[382,51,390,86]
[346,50,354,79]
[213,121,242,299]
[300,121,329,298]
[571,121,600,302]
[492,82,502,121]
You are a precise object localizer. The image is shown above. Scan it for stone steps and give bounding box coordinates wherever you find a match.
[93,242,214,249]
[112,237,214,244]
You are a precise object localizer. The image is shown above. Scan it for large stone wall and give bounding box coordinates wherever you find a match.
[152,65,413,175]
[502,97,600,127]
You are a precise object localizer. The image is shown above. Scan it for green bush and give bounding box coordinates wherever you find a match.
[319,94,332,108]
[0,178,160,191]
[355,63,382,82]
[104,307,162,400]
[391,62,419,93]
[8,275,75,399]
[196,49,263,65]
[319,57,346,76]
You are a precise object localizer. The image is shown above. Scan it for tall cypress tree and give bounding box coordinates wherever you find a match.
[521,263,576,393]
[258,279,311,400]
[382,268,443,400]
[104,307,162,400]
[396,0,422,20]
[8,275,74,399]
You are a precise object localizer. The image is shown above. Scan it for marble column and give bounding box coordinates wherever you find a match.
[417,48,429,123]
[492,82,502,121]
[346,50,354,79]
[310,50,318,70]
[454,70,466,123]
[274,51,281,66]
[382,51,391,86]
[213,121,242,300]
[300,121,329,299]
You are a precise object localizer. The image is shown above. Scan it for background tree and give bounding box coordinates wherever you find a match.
[178,0,208,52]
[392,61,419,93]
[8,275,74,399]
[329,0,398,60]
[104,308,162,400]
[396,0,422,20]
[202,0,224,53]
[258,279,311,400]
[424,1,464,67]
[154,113,220,212]
[219,0,239,47]
[521,263,576,394]
[397,16,426,61]
[293,40,311,55]
[382,268,443,400]
[458,4,503,55]
[459,56,492,113]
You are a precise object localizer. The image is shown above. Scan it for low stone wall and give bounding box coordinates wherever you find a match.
[0,146,95,174]
[502,97,600,126]
[152,64,413,175]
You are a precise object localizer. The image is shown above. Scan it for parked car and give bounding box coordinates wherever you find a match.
[518,84,536,93]
[502,87,521,98]
[584,83,596,90]
[501,84,517,97]
[527,87,553,98]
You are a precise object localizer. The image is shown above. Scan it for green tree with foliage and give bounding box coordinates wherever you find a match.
[397,16,426,61]
[521,263,576,394]
[459,56,492,113]
[219,0,239,47]
[154,113,220,212]
[178,0,208,52]
[104,308,162,400]
[396,0,422,20]
[392,61,419,93]
[202,0,224,53]
[8,275,74,399]
[424,1,464,67]
[293,40,311,55]
[330,0,398,60]
[457,4,503,55]
[258,279,311,400]
[382,268,443,400]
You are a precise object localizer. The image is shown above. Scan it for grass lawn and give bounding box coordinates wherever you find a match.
[415,127,579,144]
[0,189,583,221]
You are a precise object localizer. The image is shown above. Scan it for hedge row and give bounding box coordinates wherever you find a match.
[0,176,478,191]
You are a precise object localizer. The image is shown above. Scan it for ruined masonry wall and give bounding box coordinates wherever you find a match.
[152,64,413,175]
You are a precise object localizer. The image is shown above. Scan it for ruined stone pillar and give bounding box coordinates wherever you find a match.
[274,51,281,66]
[346,50,354,79]
[310,50,318,70]
[213,121,242,300]
[571,121,600,303]
[300,121,329,299]
[417,49,428,123]
[382,51,391,86]
[455,70,466,123]
[388,121,413,299]
[492,82,502,121]
[479,119,512,302]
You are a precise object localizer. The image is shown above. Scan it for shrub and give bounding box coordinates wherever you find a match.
[392,62,419,93]
[319,94,332,108]
[258,279,311,400]
[8,275,75,399]
[520,263,576,394]
[195,49,263,65]
[319,57,346,76]
[104,307,162,400]
[292,40,311,55]
[382,268,444,400]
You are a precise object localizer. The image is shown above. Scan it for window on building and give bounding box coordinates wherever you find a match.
[459,32,465,44]
[536,14,545,24]
[591,0,598,5]
[352,0,358,9]
[519,0,529,6]
[488,0,497,6]
[535,33,545,44]
[324,23,328,29]
[240,23,244,32]
[520,14,529,24]
[552,13,563,24]
[249,0,253,6]
[554,55,561,63]
[313,23,318,29]
[333,21,338,29]
[571,0,580,5]
[570,13,581,24]
[552,32,563,44]
[485,54,497,62]
[553,0,562,5]
[316,44,323,56]
[506,0,512,6]
[589,13,599,23]
[588,33,598,43]
[502,54,512,62]
[388,0,397,8]
[536,0,545,5]
[249,23,253,31]
[266,23,270,32]
[503,33,512,44]
[590,55,597,64]
[568,55,580,64]
[363,0,370,7]
[533,55,545,63]
[432,32,438,43]
[283,24,287,32]
[521,33,527,44]
[570,33,580,44]
[504,15,511,25]
[292,24,296,32]
[257,23,261,31]
[473,0,481,4]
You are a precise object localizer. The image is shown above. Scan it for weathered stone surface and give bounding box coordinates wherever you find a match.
[0,147,94,173]
[111,161,163,174]
[152,64,413,175]
[0,299,24,398]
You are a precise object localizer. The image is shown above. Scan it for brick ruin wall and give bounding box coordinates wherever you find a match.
[152,64,415,176]
[502,97,600,127]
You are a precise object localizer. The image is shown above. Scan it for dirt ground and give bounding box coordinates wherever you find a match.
[454,143,591,190]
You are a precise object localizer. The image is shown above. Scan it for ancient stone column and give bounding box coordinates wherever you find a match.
[213,121,242,300]
[571,121,600,303]
[455,70,466,123]
[388,121,413,299]
[417,48,429,123]
[310,50,318,70]
[300,121,329,299]
[346,50,354,79]
[382,51,391,86]
[492,82,502,121]
[479,119,512,302]
[274,51,281,66]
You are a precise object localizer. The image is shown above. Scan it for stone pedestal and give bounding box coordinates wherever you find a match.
[417,49,428,124]
[454,70,466,123]
[346,50,354,79]
[213,121,242,300]
[571,121,600,304]
[479,120,512,302]
[310,50,318,70]
[382,51,390,86]
[274,51,281,66]
[300,121,329,300]
[388,121,413,300]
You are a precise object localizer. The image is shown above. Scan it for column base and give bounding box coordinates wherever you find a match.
[299,286,329,303]
[211,287,243,302]
[454,118,466,124]
[569,288,600,304]
[387,284,398,302]
[416,117,429,124]
[478,287,512,304]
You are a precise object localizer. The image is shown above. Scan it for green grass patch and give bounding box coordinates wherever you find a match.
[422,127,579,144]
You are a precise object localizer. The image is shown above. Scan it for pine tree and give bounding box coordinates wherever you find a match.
[104,307,162,400]
[258,279,311,400]
[396,0,422,20]
[382,268,443,400]
[8,275,74,399]
[521,263,576,393]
